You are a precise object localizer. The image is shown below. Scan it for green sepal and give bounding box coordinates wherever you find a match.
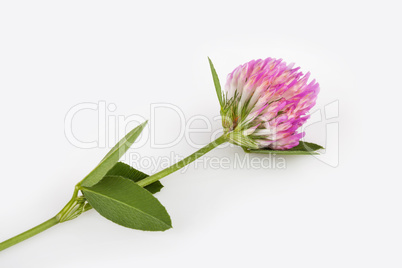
[227,132,258,149]
[81,176,172,231]
[243,141,324,155]
[107,162,163,194]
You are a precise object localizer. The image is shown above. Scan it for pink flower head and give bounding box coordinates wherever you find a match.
[221,58,319,150]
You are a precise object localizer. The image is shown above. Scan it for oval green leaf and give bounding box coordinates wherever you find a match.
[80,121,147,187]
[107,162,163,194]
[81,176,172,231]
[243,141,324,155]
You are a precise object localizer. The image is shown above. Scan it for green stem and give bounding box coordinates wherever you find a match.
[0,216,59,252]
[137,134,227,187]
[0,134,228,252]
[0,187,87,252]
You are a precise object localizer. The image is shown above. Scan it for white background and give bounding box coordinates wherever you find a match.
[0,0,401,267]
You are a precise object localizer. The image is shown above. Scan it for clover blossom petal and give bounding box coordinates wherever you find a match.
[221,58,319,150]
